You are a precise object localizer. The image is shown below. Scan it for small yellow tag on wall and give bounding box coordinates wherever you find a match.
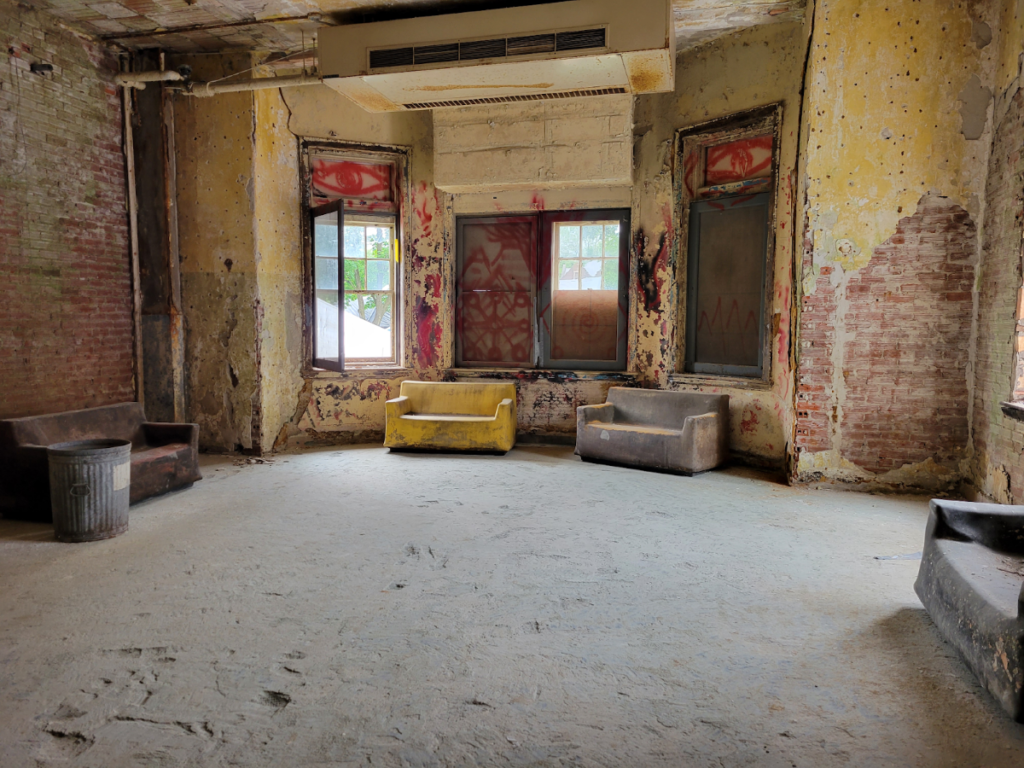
[395,239,401,263]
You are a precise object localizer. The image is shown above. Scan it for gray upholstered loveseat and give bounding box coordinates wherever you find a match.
[576,388,729,474]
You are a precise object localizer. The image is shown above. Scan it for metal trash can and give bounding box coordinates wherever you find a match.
[47,439,131,542]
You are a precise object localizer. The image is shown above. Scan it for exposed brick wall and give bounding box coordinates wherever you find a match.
[795,267,837,454]
[0,4,133,420]
[840,197,975,474]
[970,88,1024,502]
[795,195,976,482]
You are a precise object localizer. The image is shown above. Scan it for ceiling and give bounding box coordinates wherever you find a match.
[26,0,805,55]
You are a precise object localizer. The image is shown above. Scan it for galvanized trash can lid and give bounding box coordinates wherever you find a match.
[47,439,132,455]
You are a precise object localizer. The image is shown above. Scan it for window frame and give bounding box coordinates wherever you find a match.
[454,214,539,369]
[454,208,629,372]
[538,209,629,370]
[673,104,782,387]
[684,192,771,377]
[300,142,406,374]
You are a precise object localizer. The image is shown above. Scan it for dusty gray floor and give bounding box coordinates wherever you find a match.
[1,446,1023,767]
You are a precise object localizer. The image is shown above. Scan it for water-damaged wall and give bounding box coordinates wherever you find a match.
[633,21,807,467]
[967,0,1024,501]
[793,0,1002,490]
[172,53,261,452]
[270,83,441,447]
[171,23,812,453]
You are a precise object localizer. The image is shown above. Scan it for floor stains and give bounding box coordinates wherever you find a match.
[1,446,1023,766]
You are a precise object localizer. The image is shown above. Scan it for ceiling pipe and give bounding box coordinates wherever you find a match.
[181,73,322,97]
[116,70,184,89]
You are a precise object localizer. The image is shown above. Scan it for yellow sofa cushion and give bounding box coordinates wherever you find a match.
[384,381,517,452]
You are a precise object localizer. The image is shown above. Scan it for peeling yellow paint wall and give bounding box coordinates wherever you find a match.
[794,0,1001,489]
[271,84,447,448]
[253,86,304,451]
[633,21,807,467]
[171,53,261,452]
[994,0,1024,95]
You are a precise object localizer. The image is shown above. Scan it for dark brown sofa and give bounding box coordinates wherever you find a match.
[0,403,201,523]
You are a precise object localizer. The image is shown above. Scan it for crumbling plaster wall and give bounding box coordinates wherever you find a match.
[172,54,261,452]
[967,0,1024,502]
[632,21,807,467]
[253,87,303,451]
[271,84,443,447]
[793,0,1001,490]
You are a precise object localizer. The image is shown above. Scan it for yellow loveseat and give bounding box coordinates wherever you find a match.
[384,381,517,453]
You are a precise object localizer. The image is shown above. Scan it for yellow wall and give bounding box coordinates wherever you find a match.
[794,0,1002,486]
[172,53,261,451]
[253,87,304,449]
[634,20,807,466]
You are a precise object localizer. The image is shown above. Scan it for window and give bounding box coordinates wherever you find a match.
[455,209,628,371]
[303,145,402,371]
[685,194,770,376]
[677,107,780,380]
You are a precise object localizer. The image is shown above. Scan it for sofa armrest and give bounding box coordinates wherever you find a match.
[386,396,412,417]
[493,398,514,418]
[143,422,198,449]
[684,412,725,461]
[578,402,615,425]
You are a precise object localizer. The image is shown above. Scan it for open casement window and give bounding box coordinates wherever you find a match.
[311,202,398,371]
[677,105,780,381]
[539,210,628,369]
[304,144,403,372]
[454,209,628,371]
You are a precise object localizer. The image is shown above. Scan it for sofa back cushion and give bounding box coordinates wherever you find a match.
[399,381,516,416]
[1,402,147,448]
[606,388,728,430]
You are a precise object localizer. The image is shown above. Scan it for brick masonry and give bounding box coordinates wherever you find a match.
[795,195,977,480]
[0,2,133,419]
[841,197,975,474]
[970,88,1024,502]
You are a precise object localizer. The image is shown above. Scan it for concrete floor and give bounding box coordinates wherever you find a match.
[1,446,1023,767]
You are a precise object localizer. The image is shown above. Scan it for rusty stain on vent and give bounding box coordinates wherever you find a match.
[413,83,555,92]
[403,86,627,110]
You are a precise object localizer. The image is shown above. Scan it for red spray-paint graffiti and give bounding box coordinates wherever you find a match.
[414,182,434,239]
[311,159,392,205]
[456,220,536,364]
[705,135,772,185]
[414,295,441,369]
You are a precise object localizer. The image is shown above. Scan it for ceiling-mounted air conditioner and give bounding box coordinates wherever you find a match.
[318,0,674,112]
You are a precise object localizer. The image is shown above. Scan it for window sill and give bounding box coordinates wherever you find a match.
[447,368,636,383]
[668,372,772,391]
[305,367,414,380]
[1000,401,1024,423]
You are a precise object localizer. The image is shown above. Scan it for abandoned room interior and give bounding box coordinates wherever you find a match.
[3,0,1024,764]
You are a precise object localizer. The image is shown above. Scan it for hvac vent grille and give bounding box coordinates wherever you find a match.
[369,27,606,70]
[403,86,626,110]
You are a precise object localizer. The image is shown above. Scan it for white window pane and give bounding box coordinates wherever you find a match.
[581,225,603,260]
[367,227,391,258]
[315,295,339,359]
[314,215,338,258]
[558,224,580,259]
[344,294,393,358]
[344,225,365,259]
[367,260,391,291]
